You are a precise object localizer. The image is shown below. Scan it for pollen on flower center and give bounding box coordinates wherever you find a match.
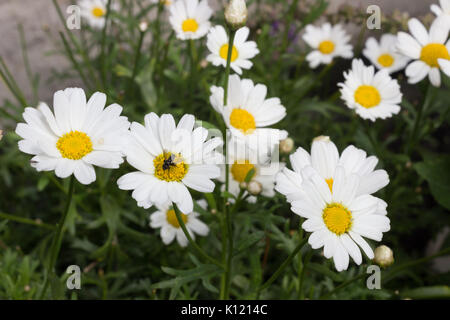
[91,7,105,18]
[325,178,333,192]
[182,19,199,32]
[219,44,239,62]
[420,43,450,67]
[56,131,93,160]
[323,203,352,235]
[318,40,335,54]
[153,152,188,182]
[354,85,381,109]
[166,209,188,228]
[377,53,394,67]
[231,160,255,183]
[229,109,256,134]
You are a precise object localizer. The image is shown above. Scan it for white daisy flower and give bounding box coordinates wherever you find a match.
[206,25,259,75]
[276,136,389,206]
[431,0,450,23]
[169,0,213,40]
[396,18,450,87]
[15,88,130,185]
[150,200,209,247]
[338,59,403,122]
[209,74,287,154]
[291,165,390,271]
[302,23,353,69]
[363,34,410,74]
[117,113,223,214]
[78,0,118,29]
[222,141,281,202]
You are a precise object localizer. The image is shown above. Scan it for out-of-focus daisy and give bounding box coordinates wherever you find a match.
[276,136,389,205]
[209,75,287,154]
[338,59,402,121]
[150,200,209,247]
[206,25,259,75]
[431,0,450,23]
[16,88,130,185]
[223,141,281,202]
[78,0,118,29]
[150,0,172,6]
[117,113,223,214]
[363,34,410,74]
[397,18,450,87]
[290,166,390,271]
[302,23,353,69]
[169,0,213,40]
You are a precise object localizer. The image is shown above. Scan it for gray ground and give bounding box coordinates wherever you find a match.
[0,0,448,270]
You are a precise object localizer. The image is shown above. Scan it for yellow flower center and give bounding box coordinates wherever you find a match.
[219,44,239,62]
[420,43,450,67]
[56,131,93,160]
[354,85,381,109]
[325,178,333,192]
[229,109,256,134]
[377,53,394,67]
[153,152,188,182]
[318,40,335,54]
[323,203,352,235]
[91,7,105,18]
[182,19,199,32]
[166,209,188,228]
[231,160,255,183]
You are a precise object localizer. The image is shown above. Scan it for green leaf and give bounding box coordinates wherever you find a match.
[400,286,450,299]
[244,168,255,183]
[414,156,450,210]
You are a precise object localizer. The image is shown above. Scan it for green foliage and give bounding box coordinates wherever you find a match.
[0,0,449,300]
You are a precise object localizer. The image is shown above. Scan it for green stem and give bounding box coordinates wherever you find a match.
[320,272,367,299]
[220,28,237,300]
[173,204,223,268]
[39,176,75,299]
[128,27,146,99]
[100,0,113,88]
[0,212,55,230]
[257,238,308,295]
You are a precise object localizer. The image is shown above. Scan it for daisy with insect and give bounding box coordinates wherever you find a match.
[117,113,223,214]
[15,88,130,185]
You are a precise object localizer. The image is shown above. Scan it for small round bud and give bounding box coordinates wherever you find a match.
[373,245,394,268]
[211,209,217,214]
[239,181,248,189]
[225,0,247,30]
[280,137,294,154]
[313,135,330,143]
[200,59,209,68]
[24,285,31,292]
[139,21,148,32]
[247,181,262,196]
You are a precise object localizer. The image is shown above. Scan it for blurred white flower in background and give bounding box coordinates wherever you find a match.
[169,0,213,40]
[302,23,353,69]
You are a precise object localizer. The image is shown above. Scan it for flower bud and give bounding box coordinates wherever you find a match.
[139,21,148,32]
[225,0,247,30]
[280,137,294,154]
[373,245,394,268]
[239,181,248,189]
[313,135,330,143]
[247,181,262,196]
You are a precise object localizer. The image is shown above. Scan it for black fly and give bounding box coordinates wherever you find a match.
[162,154,177,170]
